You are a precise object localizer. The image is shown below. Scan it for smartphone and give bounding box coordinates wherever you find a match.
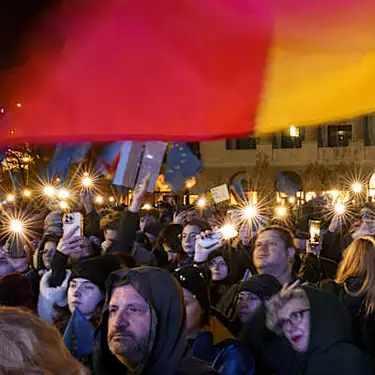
[309,220,321,245]
[197,232,223,249]
[63,212,83,238]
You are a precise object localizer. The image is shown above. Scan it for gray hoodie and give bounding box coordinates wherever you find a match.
[93,267,216,375]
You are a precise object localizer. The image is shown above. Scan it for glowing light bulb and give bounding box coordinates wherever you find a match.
[197,197,207,209]
[275,206,287,217]
[95,196,104,204]
[58,189,70,200]
[219,224,238,240]
[352,183,362,194]
[10,220,23,233]
[82,176,92,188]
[244,205,257,219]
[142,203,152,210]
[23,190,31,198]
[335,203,345,215]
[44,185,56,197]
[288,197,296,204]
[6,194,15,202]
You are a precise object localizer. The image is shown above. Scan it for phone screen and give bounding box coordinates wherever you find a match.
[63,213,83,238]
[309,220,321,245]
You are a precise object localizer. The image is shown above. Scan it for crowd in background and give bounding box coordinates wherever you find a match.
[1,175,375,374]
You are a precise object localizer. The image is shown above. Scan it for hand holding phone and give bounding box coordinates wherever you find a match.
[194,230,223,263]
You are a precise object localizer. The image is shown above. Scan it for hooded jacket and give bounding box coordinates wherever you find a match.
[290,286,372,375]
[93,267,216,375]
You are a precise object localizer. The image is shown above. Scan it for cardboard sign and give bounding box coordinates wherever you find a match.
[210,184,230,203]
[113,141,167,192]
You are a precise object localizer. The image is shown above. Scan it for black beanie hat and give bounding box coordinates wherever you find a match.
[173,265,210,314]
[71,254,126,293]
[238,274,282,302]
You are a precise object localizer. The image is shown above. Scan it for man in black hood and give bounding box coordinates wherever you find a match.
[93,267,216,375]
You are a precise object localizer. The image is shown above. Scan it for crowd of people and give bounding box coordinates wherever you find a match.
[1,175,375,375]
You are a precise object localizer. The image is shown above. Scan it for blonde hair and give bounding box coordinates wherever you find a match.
[0,307,87,375]
[336,236,375,314]
[266,287,309,335]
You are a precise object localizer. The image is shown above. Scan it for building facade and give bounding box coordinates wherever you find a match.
[196,115,375,194]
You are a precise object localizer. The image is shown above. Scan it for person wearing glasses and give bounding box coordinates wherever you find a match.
[265,284,372,375]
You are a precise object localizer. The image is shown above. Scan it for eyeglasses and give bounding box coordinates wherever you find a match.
[277,309,310,330]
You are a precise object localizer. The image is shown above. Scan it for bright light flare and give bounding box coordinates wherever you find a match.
[275,206,287,217]
[10,220,23,233]
[23,190,31,198]
[142,203,152,210]
[219,224,238,240]
[197,197,207,209]
[352,182,362,194]
[334,202,346,215]
[60,201,69,210]
[95,196,104,204]
[58,189,70,200]
[109,196,115,203]
[82,176,93,188]
[44,185,56,197]
[243,205,257,220]
[6,194,15,202]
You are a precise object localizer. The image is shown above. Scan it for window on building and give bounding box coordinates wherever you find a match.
[364,115,375,146]
[327,125,352,147]
[272,126,304,149]
[226,137,257,150]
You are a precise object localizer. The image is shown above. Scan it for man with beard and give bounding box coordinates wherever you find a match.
[93,267,216,375]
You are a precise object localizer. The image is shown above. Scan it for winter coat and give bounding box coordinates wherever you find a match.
[320,277,375,359]
[93,267,217,375]
[37,268,71,323]
[192,316,254,375]
[239,304,296,375]
[291,286,373,375]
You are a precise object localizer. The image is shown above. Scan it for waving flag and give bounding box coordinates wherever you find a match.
[165,143,202,191]
[0,0,374,143]
[48,142,91,180]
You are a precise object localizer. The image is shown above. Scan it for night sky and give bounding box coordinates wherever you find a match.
[0,0,58,70]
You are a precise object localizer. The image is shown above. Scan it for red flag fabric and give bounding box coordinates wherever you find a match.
[1,0,375,144]
[0,0,271,144]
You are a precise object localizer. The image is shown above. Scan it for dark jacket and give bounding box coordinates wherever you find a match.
[192,316,254,375]
[239,286,372,375]
[320,277,375,359]
[239,305,295,375]
[291,286,373,375]
[93,267,217,375]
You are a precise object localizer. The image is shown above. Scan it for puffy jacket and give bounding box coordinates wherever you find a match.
[192,316,255,375]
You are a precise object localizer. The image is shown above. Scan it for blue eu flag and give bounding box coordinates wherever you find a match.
[165,143,202,191]
[48,142,91,181]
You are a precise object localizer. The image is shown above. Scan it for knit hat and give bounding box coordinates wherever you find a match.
[44,211,63,237]
[238,274,282,302]
[173,265,210,314]
[144,222,164,238]
[70,254,127,292]
[0,273,33,309]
